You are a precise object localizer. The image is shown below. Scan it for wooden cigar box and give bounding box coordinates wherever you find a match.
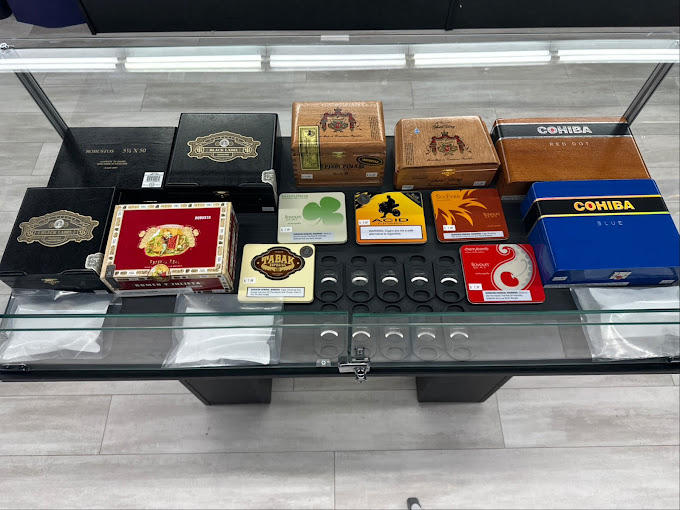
[291,101,386,187]
[394,116,500,190]
[491,117,651,200]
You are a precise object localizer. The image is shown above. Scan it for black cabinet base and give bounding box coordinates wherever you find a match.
[416,375,511,402]
[181,377,272,405]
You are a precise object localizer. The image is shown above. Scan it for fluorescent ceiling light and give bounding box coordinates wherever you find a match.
[413,50,551,67]
[558,48,679,63]
[0,57,118,71]
[270,53,405,69]
[125,55,262,72]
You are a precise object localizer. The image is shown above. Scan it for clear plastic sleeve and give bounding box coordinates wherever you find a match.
[572,287,680,360]
[163,294,283,367]
[0,290,119,362]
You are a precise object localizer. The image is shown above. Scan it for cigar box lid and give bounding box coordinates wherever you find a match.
[395,116,499,172]
[278,192,347,244]
[0,187,117,277]
[238,244,316,303]
[490,117,649,183]
[103,202,232,278]
[291,101,386,149]
[48,127,175,191]
[167,113,279,189]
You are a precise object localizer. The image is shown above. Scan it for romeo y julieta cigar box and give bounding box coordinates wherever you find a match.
[101,202,238,296]
[491,117,651,199]
[394,116,500,190]
[291,101,386,187]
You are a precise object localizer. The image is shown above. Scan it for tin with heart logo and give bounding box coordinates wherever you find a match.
[460,244,545,304]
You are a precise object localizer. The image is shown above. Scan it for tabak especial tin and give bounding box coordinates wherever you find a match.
[101,202,238,296]
[354,191,427,245]
[460,244,545,304]
[431,189,508,242]
[278,192,347,244]
[238,244,315,303]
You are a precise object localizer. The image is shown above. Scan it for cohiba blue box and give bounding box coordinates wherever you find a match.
[521,179,680,286]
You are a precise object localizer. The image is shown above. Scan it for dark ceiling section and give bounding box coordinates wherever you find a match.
[77,0,680,33]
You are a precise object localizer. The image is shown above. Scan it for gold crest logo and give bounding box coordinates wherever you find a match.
[187,131,260,163]
[18,210,99,248]
[138,225,199,257]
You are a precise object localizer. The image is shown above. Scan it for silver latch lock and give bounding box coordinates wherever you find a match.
[338,346,371,383]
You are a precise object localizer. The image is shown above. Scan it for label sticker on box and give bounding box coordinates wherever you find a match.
[461,244,545,304]
[473,180,486,187]
[360,225,423,240]
[366,172,378,178]
[482,290,531,302]
[141,172,164,188]
[247,287,305,298]
[301,174,314,179]
[444,230,505,240]
[401,185,414,190]
[292,232,335,242]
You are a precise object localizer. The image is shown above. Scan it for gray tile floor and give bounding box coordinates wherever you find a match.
[0,16,679,509]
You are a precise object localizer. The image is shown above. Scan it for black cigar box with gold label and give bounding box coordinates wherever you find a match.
[0,187,117,292]
[48,128,176,203]
[166,113,281,213]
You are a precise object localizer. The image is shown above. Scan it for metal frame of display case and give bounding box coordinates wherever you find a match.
[0,36,678,404]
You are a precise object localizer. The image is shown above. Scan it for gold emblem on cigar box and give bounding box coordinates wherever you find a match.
[18,210,99,248]
[187,130,260,163]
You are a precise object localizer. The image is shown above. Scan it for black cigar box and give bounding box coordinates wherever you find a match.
[166,113,280,213]
[0,187,117,292]
[48,127,175,202]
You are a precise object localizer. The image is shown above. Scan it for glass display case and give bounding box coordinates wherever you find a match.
[0,31,678,404]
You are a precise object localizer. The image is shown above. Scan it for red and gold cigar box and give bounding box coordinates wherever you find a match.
[394,116,500,190]
[101,202,238,296]
[291,101,386,187]
[431,189,508,242]
[491,117,651,200]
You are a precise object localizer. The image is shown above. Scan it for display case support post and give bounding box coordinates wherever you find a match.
[181,377,273,405]
[416,375,511,402]
[623,62,675,125]
[14,71,69,140]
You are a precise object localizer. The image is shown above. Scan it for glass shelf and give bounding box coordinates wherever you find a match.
[0,31,678,387]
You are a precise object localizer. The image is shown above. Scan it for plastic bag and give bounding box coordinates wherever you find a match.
[163,294,282,367]
[0,290,119,362]
[572,287,680,360]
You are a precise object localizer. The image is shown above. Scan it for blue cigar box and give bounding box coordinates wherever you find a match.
[521,179,680,286]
